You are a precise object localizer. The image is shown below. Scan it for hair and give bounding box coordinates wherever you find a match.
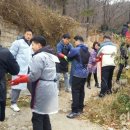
[103,35,111,40]
[74,35,84,42]
[24,28,33,33]
[62,33,71,39]
[30,36,46,46]
[92,41,100,49]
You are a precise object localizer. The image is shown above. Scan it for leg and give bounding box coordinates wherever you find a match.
[107,66,115,94]
[116,64,124,81]
[63,72,70,92]
[43,115,52,130]
[10,89,21,111]
[0,101,6,121]
[32,112,43,130]
[99,66,109,97]
[71,76,82,113]
[56,73,61,91]
[87,73,91,89]
[93,72,99,87]
[11,89,21,104]
[79,78,86,112]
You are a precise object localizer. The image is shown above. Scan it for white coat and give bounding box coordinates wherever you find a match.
[10,39,32,90]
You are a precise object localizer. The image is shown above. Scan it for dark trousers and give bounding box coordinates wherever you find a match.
[116,63,124,81]
[71,76,86,113]
[0,101,6,121]
[32,112,52,130]
[100,66,115,94]
[87,72,98,85]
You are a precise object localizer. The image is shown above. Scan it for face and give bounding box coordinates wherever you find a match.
[95,44,100,50]
[32,41,42,52]
[62,38,70,45]
[74,40,80,47]
[24,31,33,41]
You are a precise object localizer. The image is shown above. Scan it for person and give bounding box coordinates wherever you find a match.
[66,35,90,119]
[116,42,128,83]
[10,29,33,112]
[121,24,128,37]
[97,35,117,97]
[87,42,100,89]
[0,45,19,121]
[10,36,59,130]
[56,33,73,92]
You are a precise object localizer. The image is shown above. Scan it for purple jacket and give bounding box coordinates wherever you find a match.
[87,49,97,73]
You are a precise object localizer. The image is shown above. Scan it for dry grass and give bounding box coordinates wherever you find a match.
[0,0,79,45]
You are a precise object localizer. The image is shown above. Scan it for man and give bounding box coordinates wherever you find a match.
[56,33,73,92]
[67,36,90,118]
[97,35,117,97]
[0,45,19,121]
[10,29,33,112]
[116,42,128,83]
[11,36,59,130]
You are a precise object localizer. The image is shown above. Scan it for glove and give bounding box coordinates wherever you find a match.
[64,55,68,61]
[10,75,29,86]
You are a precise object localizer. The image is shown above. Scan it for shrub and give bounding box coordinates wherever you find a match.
[0,0,79,45]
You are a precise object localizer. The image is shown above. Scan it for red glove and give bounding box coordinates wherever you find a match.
[96,57,101,62]
[10,75,29,86]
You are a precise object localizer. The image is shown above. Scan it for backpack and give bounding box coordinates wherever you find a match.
[80,47,90,65]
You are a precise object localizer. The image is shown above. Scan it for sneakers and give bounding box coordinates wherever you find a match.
[10,104,20,112]
[98,93,105,98]
[67,112,80,119]
[95,83,100,88]
[65,88,71,92]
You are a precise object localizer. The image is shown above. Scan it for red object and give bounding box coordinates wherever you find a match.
[10,75,29,86]
[126,31,130,42]
[58,53,65,58]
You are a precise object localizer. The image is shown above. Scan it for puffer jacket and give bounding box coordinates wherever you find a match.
[97,41,117,67]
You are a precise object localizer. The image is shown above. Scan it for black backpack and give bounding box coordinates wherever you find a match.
[80,47,90,65]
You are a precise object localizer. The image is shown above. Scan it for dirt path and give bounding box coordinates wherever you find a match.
[0,82,105,130]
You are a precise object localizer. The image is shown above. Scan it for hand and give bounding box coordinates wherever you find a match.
[10,75,29,86]
[64,56,68,61]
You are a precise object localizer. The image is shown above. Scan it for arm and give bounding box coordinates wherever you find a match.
[56,43,65,58]
[10,40,20,58]
[67,48,78,61]
[7,51,20,75]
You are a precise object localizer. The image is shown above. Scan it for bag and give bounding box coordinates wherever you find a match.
[80,47,90,65]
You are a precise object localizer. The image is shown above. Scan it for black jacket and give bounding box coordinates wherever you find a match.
[0,47,20,102]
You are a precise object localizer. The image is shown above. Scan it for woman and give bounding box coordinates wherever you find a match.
[87,42,100,89]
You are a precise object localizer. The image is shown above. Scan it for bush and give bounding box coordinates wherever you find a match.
[0,0,79,45]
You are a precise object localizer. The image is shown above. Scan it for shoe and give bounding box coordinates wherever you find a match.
[87,84,91,89]
[95,83,100,88]
[106,90,112,95]
[78,109,83,114]
[98,93,105,98]
[65,88,71,92]
[66,112,80,119]
[10,104,20,112]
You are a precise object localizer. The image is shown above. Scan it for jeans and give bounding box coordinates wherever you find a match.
[100,66,115,94]
[0,101,6,121]
[32,112,51,130]
[57,72,70,90]
[71,76,86,113]
[11,89,21,104]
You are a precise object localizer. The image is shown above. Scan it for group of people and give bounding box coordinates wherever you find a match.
[0,27,129,130]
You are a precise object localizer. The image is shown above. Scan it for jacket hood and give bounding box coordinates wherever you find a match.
[34,45,55,56]
[77,43,88,51]
[34,45,59,63]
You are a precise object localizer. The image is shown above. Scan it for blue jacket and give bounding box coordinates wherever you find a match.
[56,40,73,72]
[68,44,88,82]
